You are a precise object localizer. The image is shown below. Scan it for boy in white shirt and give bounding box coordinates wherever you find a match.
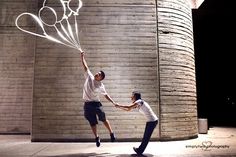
[115,91,158,155]
[80,51,116,147]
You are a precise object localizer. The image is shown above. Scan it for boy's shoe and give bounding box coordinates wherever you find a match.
[133,147,142,155]
[110,133,116,142]
[95,136,100,147]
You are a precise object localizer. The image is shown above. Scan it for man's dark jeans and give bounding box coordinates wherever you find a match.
[138,120,158,154]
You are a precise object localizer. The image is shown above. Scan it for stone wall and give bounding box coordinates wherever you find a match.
[31,0,159,141]
[0,0,37,133]
[0,0,198,141]
[157,0,198,140]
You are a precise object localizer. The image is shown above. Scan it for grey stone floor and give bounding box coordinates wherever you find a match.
[0,127,236,157]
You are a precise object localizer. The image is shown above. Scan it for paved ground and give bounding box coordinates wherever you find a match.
[0,127,236,157]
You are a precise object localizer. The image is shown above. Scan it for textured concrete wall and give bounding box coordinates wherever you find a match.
[0,0,37,133]
[0,0,198,141]
[32,0,159,141]
[157,0,198,140]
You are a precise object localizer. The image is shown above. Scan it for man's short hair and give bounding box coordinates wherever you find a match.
[132,91,141,100]
[100,70,105,80]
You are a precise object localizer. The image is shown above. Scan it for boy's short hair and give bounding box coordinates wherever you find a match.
[100,70,105,80]
[132,91,141,100]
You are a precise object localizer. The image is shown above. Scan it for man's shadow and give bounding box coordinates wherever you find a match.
[47,153,154,157]
[130,153,153,157]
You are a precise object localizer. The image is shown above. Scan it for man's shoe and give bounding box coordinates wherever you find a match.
[95,136,100,147]
[133,147,142,155]
[110,133,116,142]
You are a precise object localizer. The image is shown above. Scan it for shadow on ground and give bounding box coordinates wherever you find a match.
[37,153,154,157]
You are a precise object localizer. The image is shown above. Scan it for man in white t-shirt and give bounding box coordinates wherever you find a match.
[115,91,158,155]
[80,51,117,147]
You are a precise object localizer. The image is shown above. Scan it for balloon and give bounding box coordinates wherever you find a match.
[39,6,58,26]
[68,0,83,16]
[15,0,83,51]
[42,0,66,22]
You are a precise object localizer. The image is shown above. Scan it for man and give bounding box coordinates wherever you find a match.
[115,91,158,155]
[80,51,116,147]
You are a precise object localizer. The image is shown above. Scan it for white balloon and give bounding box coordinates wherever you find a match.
[68,0,83,16]
[15,0,83,51]
[38,6,58,26]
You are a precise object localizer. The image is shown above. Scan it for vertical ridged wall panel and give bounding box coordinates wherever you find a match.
[0,0,36,133]
[157,0,198,140]
[32,0,159,141]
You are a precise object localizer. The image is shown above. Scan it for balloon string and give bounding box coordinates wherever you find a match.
[74,15,80,48]
[54,26,76,47]
[66,19,80,50]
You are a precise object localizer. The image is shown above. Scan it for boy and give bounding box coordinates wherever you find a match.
[115,91,158,155]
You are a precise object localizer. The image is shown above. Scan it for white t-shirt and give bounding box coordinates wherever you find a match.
[135,99,158,122]
[83,70,107,101]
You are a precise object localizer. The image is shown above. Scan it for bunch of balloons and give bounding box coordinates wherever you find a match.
[15,0,83,51]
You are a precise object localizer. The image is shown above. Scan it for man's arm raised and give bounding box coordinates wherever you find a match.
[80,51,88,72]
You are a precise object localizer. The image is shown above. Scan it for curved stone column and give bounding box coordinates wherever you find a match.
[157,0,198,140]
